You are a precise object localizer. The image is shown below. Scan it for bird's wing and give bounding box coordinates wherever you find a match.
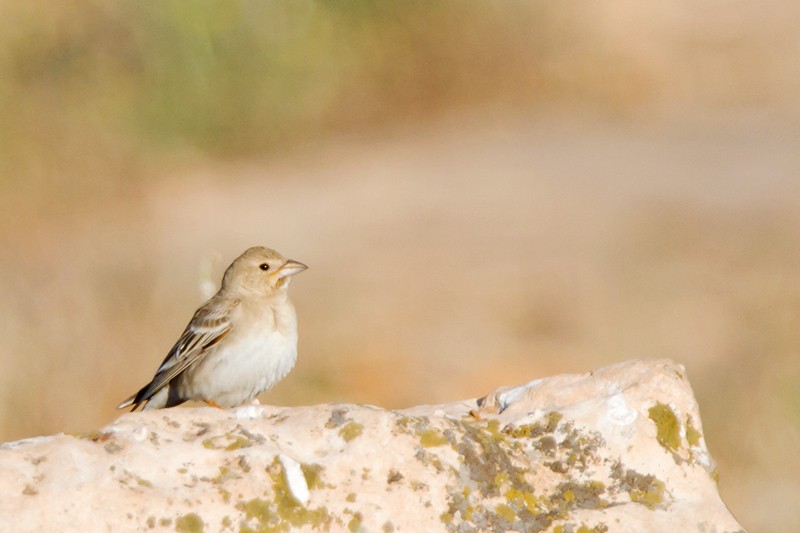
[120,296,240,409]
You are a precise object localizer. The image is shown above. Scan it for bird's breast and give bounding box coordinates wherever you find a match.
[179,303,299,407]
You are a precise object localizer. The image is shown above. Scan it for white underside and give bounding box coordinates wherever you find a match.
[176,325,298,408]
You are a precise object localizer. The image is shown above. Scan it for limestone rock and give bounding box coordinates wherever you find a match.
[0,359,743,532]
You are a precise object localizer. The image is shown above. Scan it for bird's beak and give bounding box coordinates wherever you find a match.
[276,259,308,279]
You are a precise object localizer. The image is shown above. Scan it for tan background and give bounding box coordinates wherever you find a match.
[1,2,798,530]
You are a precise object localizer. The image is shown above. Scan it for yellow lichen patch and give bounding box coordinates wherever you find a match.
[419,428,449,447]
[493,471,510,487]
[175,512,204,533]
[339,422,364,442]
[504,411,563,439]
[612,464,667,510]
[347,512,363,532]
[494,503,516,522]
[629,477,666,510]
[224,435,252,451]
[648,403,681,451]
[242,498,271,526]
[504,487,539,513]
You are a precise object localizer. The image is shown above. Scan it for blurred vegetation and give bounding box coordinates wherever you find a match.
[3,0,795,214]
[1,1,576,213]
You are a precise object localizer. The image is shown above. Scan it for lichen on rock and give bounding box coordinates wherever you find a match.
[0,359,741,532]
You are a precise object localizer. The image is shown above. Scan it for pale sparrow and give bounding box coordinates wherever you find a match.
[117,246,307,411]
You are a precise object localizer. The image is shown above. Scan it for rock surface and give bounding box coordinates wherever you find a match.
[0,359,743,532]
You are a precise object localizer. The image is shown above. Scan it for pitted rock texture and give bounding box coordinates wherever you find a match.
[0,359,743,532]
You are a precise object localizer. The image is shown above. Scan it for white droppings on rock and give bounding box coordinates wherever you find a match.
[278,454,310,506]
[131,426,149,441]
[235,405,265,420]
[606,391,638,427]
[497,377,543,411]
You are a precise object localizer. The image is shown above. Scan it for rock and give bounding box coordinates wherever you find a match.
[0,359,743,532]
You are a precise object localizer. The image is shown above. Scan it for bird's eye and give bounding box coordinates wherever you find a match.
[259,263,270,271]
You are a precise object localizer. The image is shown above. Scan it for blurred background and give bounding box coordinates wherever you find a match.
[1,1,798,530]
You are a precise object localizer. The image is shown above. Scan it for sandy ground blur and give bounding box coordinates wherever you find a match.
[1,111,798,530]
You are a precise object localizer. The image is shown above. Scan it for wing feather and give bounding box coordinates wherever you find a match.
[120,296,240,409]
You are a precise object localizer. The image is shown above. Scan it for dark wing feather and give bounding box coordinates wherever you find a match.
[118,296,239,409]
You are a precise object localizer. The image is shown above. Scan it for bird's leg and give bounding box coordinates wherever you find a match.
[204,400,224,409]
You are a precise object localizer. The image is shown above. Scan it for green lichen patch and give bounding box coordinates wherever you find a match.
[628,478,666,510]
[339,422,364,442]
[430,412,610,532]
[266,458,333,530]
[136,477,153,488]
[685,416,701,447]
[549,481,608,515]
[210,465,241,485]
[648,403,681,451]
[504,412,563,439]
[201,432,253,451]
[233,460,334,531]
[300,463,326,490]
[439,420,558,531]
[174,512,204,533]
[225,435,252,451]
[119,470,155,490]
[240,498,272,527]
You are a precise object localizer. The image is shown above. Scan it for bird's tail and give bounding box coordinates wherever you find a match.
[116,395,138,411]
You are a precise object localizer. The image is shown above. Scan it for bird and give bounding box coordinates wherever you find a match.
[117,246,307,411]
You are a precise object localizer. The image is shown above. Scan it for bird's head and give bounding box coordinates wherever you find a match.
[222,246,307,296]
